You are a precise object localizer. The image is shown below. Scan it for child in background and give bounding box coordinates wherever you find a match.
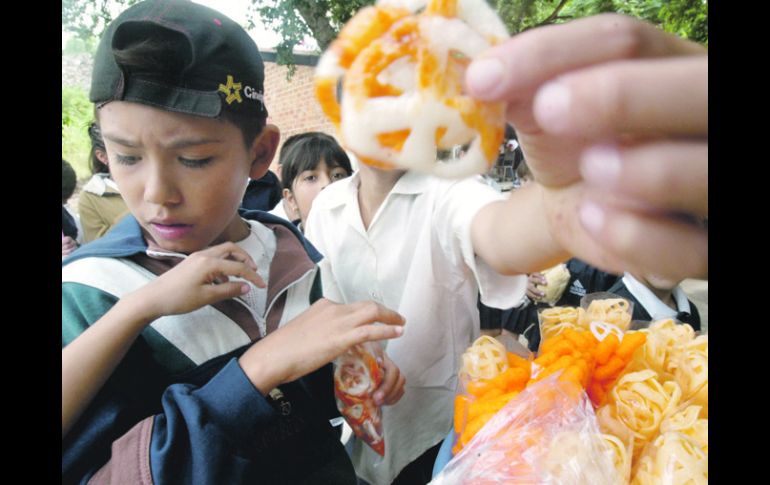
[62,159,81,258]
[77,121,130,242]
[276,132,353,232]
[62,2,405,483]
[308,11,707,485]
[606,272,701,331]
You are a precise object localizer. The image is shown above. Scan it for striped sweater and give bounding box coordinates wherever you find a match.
[62,211,355,485]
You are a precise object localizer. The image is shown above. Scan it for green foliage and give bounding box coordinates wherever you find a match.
[62,87,94,179]
[659,0,708,45]
[62,0,139,41]
[62,36,98,55]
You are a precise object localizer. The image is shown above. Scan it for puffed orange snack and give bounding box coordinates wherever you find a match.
[315,0,510,178]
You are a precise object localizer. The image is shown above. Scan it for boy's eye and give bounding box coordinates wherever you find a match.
[115,154,140,165]
[179,157,213,168]
[302,174,318,182]
[332,170,349,180]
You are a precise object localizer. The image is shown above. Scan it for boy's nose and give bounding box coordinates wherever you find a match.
[144,165,181,206]
[318,173,332,190]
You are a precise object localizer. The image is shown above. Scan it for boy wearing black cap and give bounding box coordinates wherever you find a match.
[62,1,405,483]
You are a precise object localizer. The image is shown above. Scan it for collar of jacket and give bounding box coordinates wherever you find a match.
[62,208,323,267]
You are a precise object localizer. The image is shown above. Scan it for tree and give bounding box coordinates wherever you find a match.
[62,0,139,42]
[252,0,707,73]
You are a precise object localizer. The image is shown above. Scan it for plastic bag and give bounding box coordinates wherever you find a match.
[531,263,571,305]
[432,374,623,484]
[333,341,385,456]
[453,336,532,454]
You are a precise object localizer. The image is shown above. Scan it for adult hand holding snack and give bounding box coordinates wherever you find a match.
[466,14,707,282]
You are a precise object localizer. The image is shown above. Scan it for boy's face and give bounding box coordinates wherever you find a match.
[99,101,278,254]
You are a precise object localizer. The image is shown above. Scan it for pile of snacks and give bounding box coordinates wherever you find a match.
[449,297,708,484]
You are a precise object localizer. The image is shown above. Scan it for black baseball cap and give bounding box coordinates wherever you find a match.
[90,0,267,119]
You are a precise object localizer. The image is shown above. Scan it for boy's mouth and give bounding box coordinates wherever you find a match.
[149,222,194,240]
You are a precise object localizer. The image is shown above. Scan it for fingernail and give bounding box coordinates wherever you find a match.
[466,58,505,99]
[580,201,605,235]
[373,392,384,403]
[241,284,250,294]
[394,326,403,336]
[534,81,571,133]
[581,145,622,187]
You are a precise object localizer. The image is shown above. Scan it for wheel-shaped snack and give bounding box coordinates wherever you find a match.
[315,0,510,178]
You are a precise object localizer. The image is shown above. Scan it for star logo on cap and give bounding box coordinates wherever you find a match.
[218,75,243,105]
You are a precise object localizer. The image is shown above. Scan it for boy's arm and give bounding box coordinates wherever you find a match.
[62,243,266,438]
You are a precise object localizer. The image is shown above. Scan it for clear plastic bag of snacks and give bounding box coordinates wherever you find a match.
[333,341,385,456]
[432,374,623,484]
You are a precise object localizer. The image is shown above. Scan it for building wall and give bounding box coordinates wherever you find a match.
[263,57,338,175]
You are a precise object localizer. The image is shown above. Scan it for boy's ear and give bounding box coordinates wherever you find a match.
[249,124,280,180]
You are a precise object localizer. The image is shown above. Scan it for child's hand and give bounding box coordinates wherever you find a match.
[131,242,265,320]
[526,273,546,300]
[62,236,78,258]
[239,299,405,395]
[373,353,406,406]
[467,14,707,281]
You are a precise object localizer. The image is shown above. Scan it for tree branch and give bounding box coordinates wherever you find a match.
[294,1,338,50]
[537,0,570,26]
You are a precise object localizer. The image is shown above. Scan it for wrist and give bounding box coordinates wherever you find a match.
[117,290,162,328]
[238,343,285,395]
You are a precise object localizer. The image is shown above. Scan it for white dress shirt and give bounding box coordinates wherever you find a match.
[305,170,526,484]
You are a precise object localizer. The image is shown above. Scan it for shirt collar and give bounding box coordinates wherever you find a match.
[622,273,691,320]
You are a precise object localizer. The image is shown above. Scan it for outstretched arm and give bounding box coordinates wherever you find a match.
[469,14,707,281]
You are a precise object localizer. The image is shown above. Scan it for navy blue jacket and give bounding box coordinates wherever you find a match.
[62,213,355,485]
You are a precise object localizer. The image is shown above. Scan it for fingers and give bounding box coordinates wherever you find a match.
[579,200,708,281]
[202,281,252,303]
[466,13,704,103]
[533,56,707,138]
[580,141,708,217]
[208,258,266,289]
[201,242,259,271]
[373,356,406,406]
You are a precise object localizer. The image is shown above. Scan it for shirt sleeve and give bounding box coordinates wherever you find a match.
[433,176,526,310]
[61,285,326,485]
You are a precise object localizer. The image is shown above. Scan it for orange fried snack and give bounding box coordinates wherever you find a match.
[453,350,531,454]
[315,0,510,178]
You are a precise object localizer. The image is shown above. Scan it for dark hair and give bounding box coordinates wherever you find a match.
[109,29,266,147]
[87,121,110,175]
[280,133,353,190]
[62,159,77,201]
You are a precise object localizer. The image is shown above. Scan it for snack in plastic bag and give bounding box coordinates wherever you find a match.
[460,335,509,381]
[627,319,697,383]
[432,374,622,484]
[334,342,386,455]
[674,334,708,418]
[538,306,585,340]
[314,0,509,178]
[454,336,531,453]
[631,430,708,485]
[581,294,634,332]
[596,369,682,461]
[532,263,571,305]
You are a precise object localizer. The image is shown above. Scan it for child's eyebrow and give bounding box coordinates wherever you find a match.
[164,137,224,149]
[101,134,223,149]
